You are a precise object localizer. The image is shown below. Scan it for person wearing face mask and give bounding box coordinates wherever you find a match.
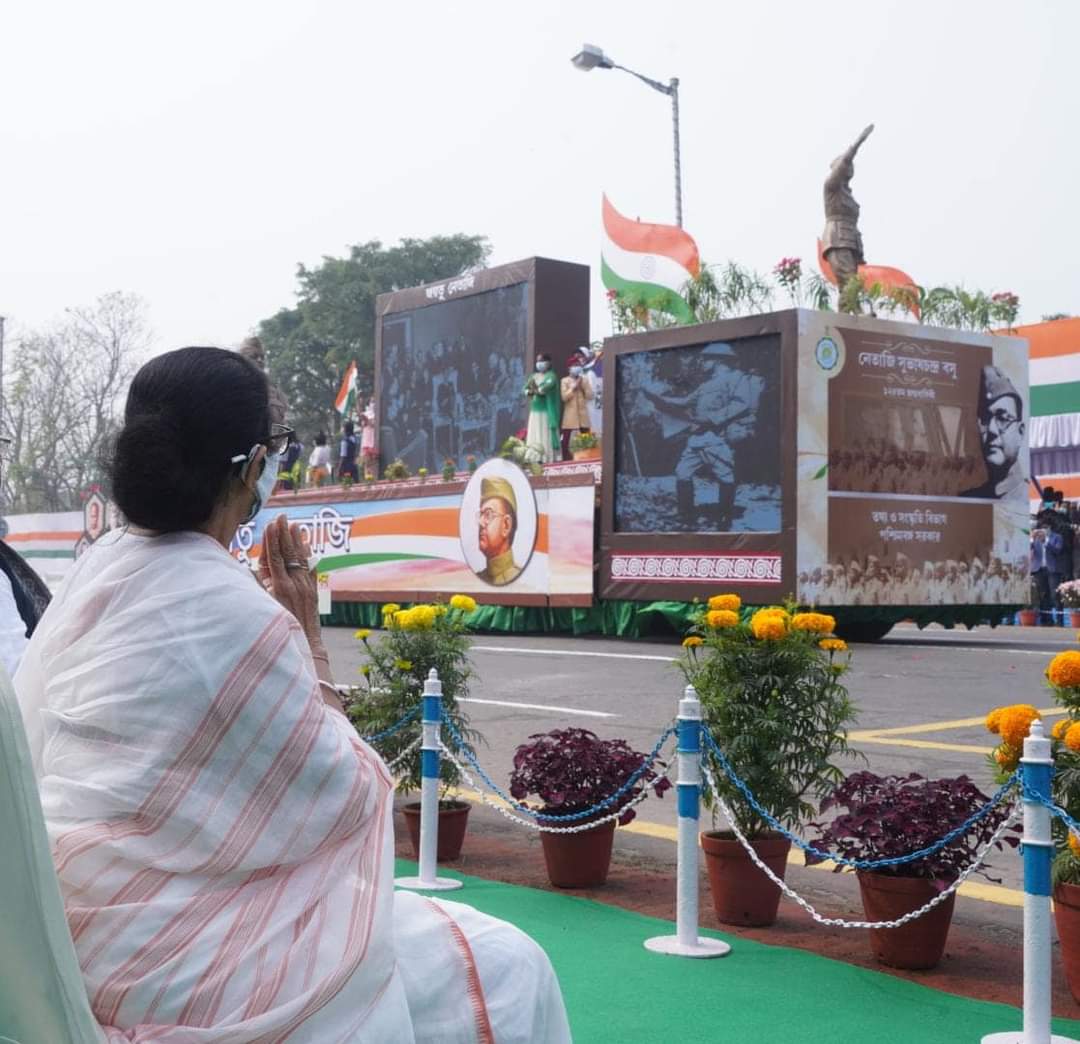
[12,344,570,1044]
[523,351,561,463]
[559,351,594,459]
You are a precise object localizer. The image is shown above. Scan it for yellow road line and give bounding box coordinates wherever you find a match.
[848,707,1063,756]
[853,708,1062,739]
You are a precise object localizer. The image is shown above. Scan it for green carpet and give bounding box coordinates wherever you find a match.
[394,859,1080,1043]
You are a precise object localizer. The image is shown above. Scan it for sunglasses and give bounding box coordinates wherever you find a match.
[230,424,295,466]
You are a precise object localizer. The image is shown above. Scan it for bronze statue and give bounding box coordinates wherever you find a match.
[238,335,266,370]
[822,124,874,291]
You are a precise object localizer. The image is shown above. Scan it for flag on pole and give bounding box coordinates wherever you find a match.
[601,194,700,323]
[334,360,358,417]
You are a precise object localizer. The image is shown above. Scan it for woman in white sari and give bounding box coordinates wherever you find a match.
[15,346,571,1043]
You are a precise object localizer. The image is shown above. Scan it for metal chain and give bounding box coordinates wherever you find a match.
[700,726,1019,870]
[439,740,673,834]
[441,713,676,822]
[359,703,422,745]
[1024,782,1080,839]
[702,763,1020,929]
[383,736,421,774]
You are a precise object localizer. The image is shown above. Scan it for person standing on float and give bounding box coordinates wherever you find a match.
[524,352,560,463]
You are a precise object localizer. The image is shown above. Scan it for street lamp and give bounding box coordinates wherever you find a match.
[571,43,683,228]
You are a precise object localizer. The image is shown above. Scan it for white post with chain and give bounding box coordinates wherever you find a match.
[644,685,729,958]
[983,720,1076,1044]
[395,669,462,893]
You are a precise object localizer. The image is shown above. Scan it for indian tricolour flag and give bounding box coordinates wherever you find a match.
[601,194,701,323]
[334,360,358,417]
[1016,317,1080,504]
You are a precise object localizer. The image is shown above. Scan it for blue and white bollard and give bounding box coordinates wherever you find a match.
[394,669,463,892]
[644,684,730,958]
[984,720,1076,1043]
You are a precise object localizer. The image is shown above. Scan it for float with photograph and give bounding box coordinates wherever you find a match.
[219,298,1032,641]
[601,308,1030,637]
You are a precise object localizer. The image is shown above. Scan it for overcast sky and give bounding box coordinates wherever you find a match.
[2,0,1076,355]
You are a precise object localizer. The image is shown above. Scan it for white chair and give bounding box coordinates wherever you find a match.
[0,674,104,1043]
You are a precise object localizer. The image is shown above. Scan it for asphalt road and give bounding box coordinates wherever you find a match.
[323,621,1079,903]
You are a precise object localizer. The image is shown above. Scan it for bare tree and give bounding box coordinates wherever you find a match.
[3,292,152,512]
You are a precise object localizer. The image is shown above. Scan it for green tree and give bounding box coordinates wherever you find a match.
[258,234,490,440]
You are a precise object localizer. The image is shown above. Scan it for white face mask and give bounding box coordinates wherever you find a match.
[536,360,550,372]
[569,366,582,377]
[245,451,281,524]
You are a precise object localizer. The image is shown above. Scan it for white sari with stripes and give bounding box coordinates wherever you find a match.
[15,530,570,1043]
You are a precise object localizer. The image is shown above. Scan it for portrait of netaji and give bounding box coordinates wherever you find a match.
[613,336,782,534]
[959,365,1027,500]
[459,459,538,586]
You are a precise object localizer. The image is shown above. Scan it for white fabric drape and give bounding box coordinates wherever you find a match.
[1029,412,1080,450]
[15,530,570,1043]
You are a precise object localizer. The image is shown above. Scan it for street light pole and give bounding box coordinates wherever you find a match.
[571,44,683,227]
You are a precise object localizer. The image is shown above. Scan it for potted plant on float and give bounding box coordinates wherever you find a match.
[683,597,858,926]
[508,728,671,888]
[568,430,600,461]
[807,770,1019,969]
[990,652,1080,1000]
[500,436,544,476]
[383,458,410,482]
[441,458,456,482]
[345,596,482,861]
[1057,580,1080,628]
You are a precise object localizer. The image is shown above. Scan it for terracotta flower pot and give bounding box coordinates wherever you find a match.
[857,871,956,969]
[1018,608,1038,626]
[1054,881,1080,1003]
[572,447,601,461]
[401,800,470,862]
[701,830,791,927]
[1070,610,1080,628]
[539,818,616,888]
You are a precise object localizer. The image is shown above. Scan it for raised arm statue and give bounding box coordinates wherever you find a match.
[822,124,874,291]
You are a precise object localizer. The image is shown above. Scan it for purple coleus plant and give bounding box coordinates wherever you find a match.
[509,728,671,825]
[806,770,1020,887]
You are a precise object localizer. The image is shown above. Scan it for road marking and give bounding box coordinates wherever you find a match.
[473,645,676,663]
[459,696,616,718]
[849,707,1063,755]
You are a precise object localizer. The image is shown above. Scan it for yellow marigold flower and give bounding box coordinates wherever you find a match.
[819,638,847,652]
[450,594,478,613]
[1066,723,1080,753]
[1048,650,1080,689]
[354,628,371,641]
[793,612,837,634]
[394,659,413,671]
[750,608,788,640]
[682,636,704,648]
[994,745,1020,772]
[751,615,787,641]
[998,704,1041,749]
[708,594,741,612]
[1070,833,1080,860]
[392,609,411,629]
[409,605,437,629]
[381,603,401,615]
[1053,718,1073,741]
[706,609,740,629]
[985,708,1003,734]
[755,606,789,621]
[358,664,371,676]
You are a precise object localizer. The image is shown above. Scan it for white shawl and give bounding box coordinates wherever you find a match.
[15,530,412,1042]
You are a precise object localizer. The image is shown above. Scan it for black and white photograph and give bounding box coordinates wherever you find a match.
[613,335,782,533]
